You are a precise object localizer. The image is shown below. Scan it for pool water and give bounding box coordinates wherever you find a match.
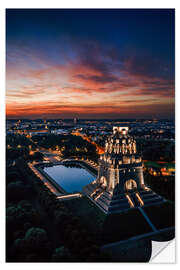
[43,164,95,193]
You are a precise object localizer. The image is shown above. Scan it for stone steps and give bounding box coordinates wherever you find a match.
[83,182,166,214]
[143,196,164,204]
[138,190,157,197]
[110,198,128,206]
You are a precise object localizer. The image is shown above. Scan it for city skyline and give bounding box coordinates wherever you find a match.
[6,9,175,119]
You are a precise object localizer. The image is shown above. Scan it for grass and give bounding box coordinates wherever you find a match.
[64,197,154,244]
[101,208,153,244]
[63,196,106,238]
[63,196,175,245]
[143,202,175,230]
[144,161,175,169]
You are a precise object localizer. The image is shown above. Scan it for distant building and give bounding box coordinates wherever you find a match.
[24,129,49,137]
[51,129,69,135]
[74,117,77,125]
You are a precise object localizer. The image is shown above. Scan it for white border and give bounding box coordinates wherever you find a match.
[1,1,179,268]
[0,0,178,9]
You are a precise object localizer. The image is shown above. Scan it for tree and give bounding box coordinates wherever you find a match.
[6,170,20,185]
[6,205,27,231]
[52,246,71,262]
[29,151,44,161]
[18,200,33,211]
[10,227,52,262]
[6,181,30,203]
[24,227,48,248]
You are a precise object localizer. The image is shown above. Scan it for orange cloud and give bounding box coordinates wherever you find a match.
[6,45,174,119]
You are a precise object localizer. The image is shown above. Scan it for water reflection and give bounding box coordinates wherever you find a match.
[43,163,95,193]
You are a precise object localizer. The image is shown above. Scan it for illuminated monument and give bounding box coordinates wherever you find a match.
[83,127,165,214]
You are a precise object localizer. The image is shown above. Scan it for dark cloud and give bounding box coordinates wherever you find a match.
[71,41,175,98]
[74,74,118,84]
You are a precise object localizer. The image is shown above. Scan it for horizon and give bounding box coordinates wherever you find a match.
[6,117,175,121]
[6,9,175,119]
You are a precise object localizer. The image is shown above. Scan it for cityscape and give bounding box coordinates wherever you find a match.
[6,9,175,263]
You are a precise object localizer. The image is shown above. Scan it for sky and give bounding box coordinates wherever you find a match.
[6,9,175,119]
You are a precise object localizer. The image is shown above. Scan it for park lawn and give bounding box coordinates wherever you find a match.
[64,197,154,244]
[143,202,175,230]
[144,161,175,169]
[63,197,174,245]
[101,208,153,244]
[63,196,106,240]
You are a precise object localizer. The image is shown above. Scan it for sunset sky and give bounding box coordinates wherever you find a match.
[6,9,175,119]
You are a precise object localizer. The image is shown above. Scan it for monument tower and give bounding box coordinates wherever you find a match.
[83,127,165,214]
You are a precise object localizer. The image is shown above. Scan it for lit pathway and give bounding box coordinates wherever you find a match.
[138,207,157,232]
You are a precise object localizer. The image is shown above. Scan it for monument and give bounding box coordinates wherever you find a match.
[83,127,165,214]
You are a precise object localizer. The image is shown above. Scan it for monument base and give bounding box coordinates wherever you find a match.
[83,181,166,214]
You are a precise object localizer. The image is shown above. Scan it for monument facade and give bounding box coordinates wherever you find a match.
[83,127,165,214]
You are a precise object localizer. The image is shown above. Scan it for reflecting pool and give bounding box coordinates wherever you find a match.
[43,163,95,193]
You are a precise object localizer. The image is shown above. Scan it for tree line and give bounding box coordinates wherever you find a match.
[31,134,98,162]
[6,157,109,262]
